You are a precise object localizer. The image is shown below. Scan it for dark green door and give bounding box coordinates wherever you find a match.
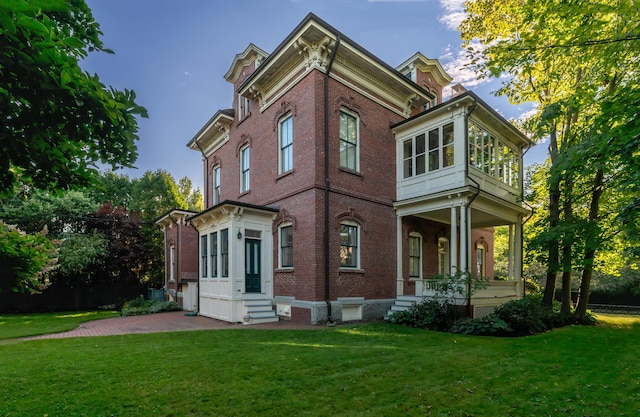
[245,239,261,293]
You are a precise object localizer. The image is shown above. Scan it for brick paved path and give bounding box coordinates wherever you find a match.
[23,311,316,340]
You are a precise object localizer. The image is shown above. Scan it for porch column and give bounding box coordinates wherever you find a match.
[514,217,523,280]
[508,224,514,280]
[460,205,468,272]
[450,205,458,274]
[396,215,404,296]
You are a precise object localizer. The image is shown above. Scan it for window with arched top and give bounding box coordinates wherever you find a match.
[279,223,293,268]
[339,220,360,268]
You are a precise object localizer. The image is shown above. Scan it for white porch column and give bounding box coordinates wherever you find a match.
[460,205,468,272]
[514,218,523,280]
[450,205,458,274]
[396,215,404,296]
[508,224,514,280]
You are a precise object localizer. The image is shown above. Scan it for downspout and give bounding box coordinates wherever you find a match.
[324,36,341,323]
[194,137,209,207]
[189,220,201,315]
[463,99,479,315]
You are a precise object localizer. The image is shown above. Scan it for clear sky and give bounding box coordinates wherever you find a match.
[81,0,544,191]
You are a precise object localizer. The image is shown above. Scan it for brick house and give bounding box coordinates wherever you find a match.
[156,13,531,324]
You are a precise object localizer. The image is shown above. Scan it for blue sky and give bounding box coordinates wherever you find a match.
[82,0,544,191]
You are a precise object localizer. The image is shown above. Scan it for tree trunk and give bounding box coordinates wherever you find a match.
[560,175,573,314]
[575,168,604,321]
[542,129,561,308]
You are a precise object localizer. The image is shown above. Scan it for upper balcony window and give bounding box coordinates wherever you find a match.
[469,123,519,189]
[403,122,454,179]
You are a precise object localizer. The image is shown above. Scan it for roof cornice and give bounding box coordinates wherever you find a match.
[186,109,235,156]
[224,43,270,83]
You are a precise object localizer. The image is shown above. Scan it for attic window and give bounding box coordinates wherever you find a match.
[404,69,416,82]
[238,94,251,121]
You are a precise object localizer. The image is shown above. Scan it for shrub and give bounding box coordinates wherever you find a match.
[120,297,182,316]
[494,297,549,335]
[389,299,456,331]
[450,314,512,336]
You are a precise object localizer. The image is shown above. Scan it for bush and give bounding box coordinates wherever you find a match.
[450,314,512,336]
[388,299,456,331]
[120,297,182,316]
[494,296,549,335]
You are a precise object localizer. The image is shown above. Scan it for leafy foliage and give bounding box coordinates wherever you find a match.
[120,296,181,316]
[0,0,148,194]
[0,221,57,293]
[450,314,512,336]
[388,299,457,331]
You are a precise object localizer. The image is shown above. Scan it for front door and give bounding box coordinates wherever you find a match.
[245,238,261,293]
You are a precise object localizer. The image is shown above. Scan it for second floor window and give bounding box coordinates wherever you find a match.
[279,115,293,174]
[213,166,220,205]
[240,146,250,193]
[339,110,359,171]
[403,133,426,178]
[428,122,454,172]
[469,123,520,189]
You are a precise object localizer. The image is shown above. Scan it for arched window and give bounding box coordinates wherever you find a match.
[339,220,360,268]
[279,223,293,268]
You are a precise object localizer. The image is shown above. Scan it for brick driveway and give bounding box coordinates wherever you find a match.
[23,311,316,340]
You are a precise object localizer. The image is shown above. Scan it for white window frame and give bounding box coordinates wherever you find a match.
[279,223,293,268]
[240,145,250,193]
[339,220,360,269]
[169,244,175,282]
[279,114,293,174]
[403,133,426,178]
[339,109,359,172]
[210,232,218,278]
[200,235,208,278]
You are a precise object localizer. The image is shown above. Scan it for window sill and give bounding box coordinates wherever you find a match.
[276,169,294,181]
[239,190,250,198]
[338,267,365,274]
[338,167,362,177]
[275,267,294,273]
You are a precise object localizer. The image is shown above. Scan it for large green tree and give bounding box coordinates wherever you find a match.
[0,0,147,194]
[461,0,640,319]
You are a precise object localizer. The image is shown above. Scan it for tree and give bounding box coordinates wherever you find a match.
[0,0,148,195]
[461,0,640,320]
[131,170,188,221]
[178,176,203,212]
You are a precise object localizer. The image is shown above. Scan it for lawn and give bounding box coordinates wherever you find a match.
[0,310,118,340]
[0,314,638,416]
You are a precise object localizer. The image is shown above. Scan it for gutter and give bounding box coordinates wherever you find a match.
[323,35,341,324]
[463,99,479,314]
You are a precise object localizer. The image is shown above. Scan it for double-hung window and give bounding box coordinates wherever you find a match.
[404,122,454,178]
[403,133,426,178]
[221,229,229,277]
[409,233,422,278]
[339,110,359,171]
[476,243,486,279]
[210,232,218,278]
[279,115,293,174]
[339,222,359,268]
[213,166,221,205]
[280,224,293,268]
[238,94,250,121]
[240,146,250,193]
[200,235,208,278]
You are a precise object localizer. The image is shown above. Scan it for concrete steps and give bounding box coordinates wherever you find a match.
[384,295,425,320]
[243,299,279,325]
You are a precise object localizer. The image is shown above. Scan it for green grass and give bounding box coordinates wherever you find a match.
[0,310,118,340]
[1,315,639,416]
